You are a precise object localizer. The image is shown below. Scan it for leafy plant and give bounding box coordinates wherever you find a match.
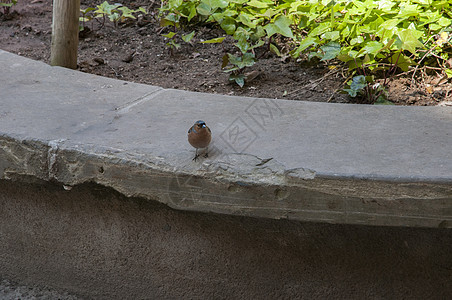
[162,30,195,55]
[343,75,392,104]
[79,1,147,32]
[79,7,96,32]
[159,0,452,98]
[0,0,17,15]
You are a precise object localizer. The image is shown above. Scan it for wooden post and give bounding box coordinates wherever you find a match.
[50,0,80,69]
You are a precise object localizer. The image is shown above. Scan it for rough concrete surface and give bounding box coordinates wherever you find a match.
[0,279,80,300]
[0,49,451,228]
[1,180,451,299]
[0,48,452,298]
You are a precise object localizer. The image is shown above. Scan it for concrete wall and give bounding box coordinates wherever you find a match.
[1,179,451,299]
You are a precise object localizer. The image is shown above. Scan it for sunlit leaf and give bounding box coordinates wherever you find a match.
[264,15,294,38]
[362,41,383,56]
[396,27,424,54]
[162,32,177,39]
[247,0,269,8]
[200,37,226,43]
[182,31,195,42]
[323,31,340,41]
[445,69,452,78]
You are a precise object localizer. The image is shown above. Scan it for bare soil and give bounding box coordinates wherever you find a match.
[1,0,452,106]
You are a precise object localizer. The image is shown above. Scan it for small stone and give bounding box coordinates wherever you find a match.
[121,53,134,63]
[93,57,104,65]
[22,25,32,32]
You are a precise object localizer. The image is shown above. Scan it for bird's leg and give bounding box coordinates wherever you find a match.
[193,148,200,161]
[204,146,209,158]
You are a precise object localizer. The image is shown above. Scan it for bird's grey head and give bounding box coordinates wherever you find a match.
[195,120,206,128]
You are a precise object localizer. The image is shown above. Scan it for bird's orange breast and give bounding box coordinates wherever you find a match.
[188,127,211,149]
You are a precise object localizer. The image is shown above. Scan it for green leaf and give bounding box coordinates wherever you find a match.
[187,4,197,21]
[238,13,257,29]
[222,54,229,69]
[344,75,367,97]
[429,23,442,31]
[398,4,420,19]
[350,36,364,45]
[438,17,452,27]
[291,37,316,57]
[259,8,279,19]
[229,74,245,87]
[95,1,120,15]
[182,31,195,43]
[270,44,281,56]
[337,53,353,63]
[205,0,229,9]
[251,26,266,40]
[320,42,341,61]
[380,18,400,31]
[264,15,294,38]
[197,0,228,15]
[196,3,212,15]
[137,7,147,14]
[247,0,269,9]
[162,32,177,39]
[389,53,413,72]
[362,41,384,56]
[80,7,96,14]
[160,14,179,27]
[249,39,265,50]
[376,0,396,12]
[200,37,226,43]
[108,12,120,22]
[118,6,136,19]
[396,27,424,55]
[220,17,236,35]
[308,22,330,37]
[323,31,340,41]
[227,52,255,69]
[374,96,394,105]
[445,69,452,78]
[167,40,181,49]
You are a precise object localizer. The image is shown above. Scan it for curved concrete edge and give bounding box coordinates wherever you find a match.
[0,49,451,228]
[1,128,451,229]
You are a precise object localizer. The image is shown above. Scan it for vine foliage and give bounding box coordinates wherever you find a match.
[159,0,452,103]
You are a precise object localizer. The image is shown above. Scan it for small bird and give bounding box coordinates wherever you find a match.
[188,120,211,161]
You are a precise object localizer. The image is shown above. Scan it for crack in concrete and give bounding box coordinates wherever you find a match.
[47,139,66,180]
[113,88,165,113]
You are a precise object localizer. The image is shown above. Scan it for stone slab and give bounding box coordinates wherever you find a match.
[0,50,451,228]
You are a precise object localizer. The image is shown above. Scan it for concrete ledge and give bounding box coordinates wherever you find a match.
[1,180,451,299]
[0,50,451,228]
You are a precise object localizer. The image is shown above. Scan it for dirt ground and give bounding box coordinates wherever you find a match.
[1,0,452,106]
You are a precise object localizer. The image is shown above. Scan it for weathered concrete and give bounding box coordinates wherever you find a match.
[0,49,451,228]
[0,279,79,300]
[1,179,451,299]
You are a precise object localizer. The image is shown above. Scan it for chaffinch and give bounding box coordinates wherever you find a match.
[188,120,211,161]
